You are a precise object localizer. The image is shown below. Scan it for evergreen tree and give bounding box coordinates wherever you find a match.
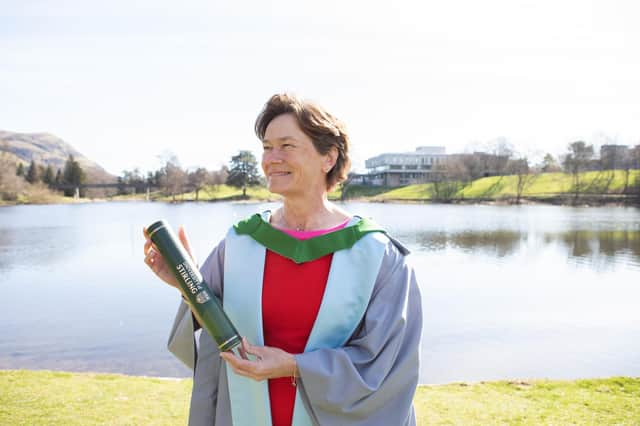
[62,155,86,197]
[26,160,39,184]
[55,169,62,185]
[42,164,55,185]
[541,153,561,173]
[226,150,261,197]
[16,163,25,177]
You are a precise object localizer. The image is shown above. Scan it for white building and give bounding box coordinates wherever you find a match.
[363,146,447,186]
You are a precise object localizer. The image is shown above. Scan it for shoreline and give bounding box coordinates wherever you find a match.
[2,194,638,208]
[1,367,637,386]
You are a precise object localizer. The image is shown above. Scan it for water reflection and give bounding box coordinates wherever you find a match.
[415,230,525,257]
[549,230,640,269]
[410,229,640,268]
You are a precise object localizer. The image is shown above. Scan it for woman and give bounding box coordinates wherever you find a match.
[144,93,422,426]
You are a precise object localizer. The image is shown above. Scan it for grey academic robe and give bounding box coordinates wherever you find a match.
[168,236,422,426]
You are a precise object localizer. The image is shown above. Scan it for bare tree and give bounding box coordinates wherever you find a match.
[188,167,209,201]
[562,141,594,202]
[629,145,640,200]
[203,165,229,199]
[486,137,514,176]
[158,153,187,202]
[339,174,354,202]
[430,159,465,201]
[0,149,25,201]
[507,157,536,204]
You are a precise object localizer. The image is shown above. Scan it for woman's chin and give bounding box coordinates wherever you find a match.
[266,184,287,196]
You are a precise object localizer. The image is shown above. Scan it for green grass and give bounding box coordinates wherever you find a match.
[367,170,640,202]
[415,377,640,425]
[2,370,639,425]
[457,170,640,199]
[375,183,435,200]
[175,184,277,202]
[0,370,191,426]
[107,185,279,202]
[329,185,396,200]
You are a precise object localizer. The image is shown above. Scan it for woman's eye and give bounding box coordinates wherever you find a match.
[262,146,272,151]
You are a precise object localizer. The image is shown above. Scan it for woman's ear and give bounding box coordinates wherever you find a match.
[324,146,338,173]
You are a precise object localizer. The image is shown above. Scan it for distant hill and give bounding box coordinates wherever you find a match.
[0,130,116,183]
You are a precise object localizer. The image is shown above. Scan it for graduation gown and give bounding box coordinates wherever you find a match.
[167,218,422,426]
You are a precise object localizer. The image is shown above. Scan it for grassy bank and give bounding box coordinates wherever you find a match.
[1,370,638,425]
[371,170,640,202]
[4,170,640,206]
[108,184,277,203]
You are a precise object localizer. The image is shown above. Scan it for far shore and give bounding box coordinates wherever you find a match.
[3,169,640,208]
[2,192,638,208]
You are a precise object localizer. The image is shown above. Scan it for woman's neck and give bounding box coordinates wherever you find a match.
[274,196,349,231]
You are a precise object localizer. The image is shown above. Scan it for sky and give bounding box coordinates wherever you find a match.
[2,0,640,175]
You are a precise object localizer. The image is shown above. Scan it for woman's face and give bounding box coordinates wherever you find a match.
[261,113,335,198]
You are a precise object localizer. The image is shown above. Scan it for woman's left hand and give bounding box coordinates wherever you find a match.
[220,338,297,382]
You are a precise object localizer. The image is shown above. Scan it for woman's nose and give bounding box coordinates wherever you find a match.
[263,149,283,163]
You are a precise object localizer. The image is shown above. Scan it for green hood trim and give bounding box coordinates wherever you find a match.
[232,213,389,264]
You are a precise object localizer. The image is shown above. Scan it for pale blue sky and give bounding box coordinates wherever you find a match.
[2,0,640,175]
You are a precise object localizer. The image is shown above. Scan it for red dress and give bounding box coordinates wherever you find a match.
[261,222,348,426]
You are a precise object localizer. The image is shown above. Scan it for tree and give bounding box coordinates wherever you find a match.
[540,153,561,173]
[629,145,640,201]
[62,155,86,197]
[226,150,261,197]
[118,168,145,195]
[562,141,594,202]
[507,157,536,204]
[486,137,514,176]
[204,165,229,198]
[157,154,187,202]
[26,160,39,184]
[54,169,62,185]
[339,173,354,202]
[146,171,157,186]
[188,167,209,201]
[211,165,229,186]
[429,160,465,201]
[0,151,25,201]
[42,164,55,186]
[16,163,25,177]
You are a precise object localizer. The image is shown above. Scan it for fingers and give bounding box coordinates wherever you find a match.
[221,338,265,379]
[143,226,162,272]
[144,246,159,271]
[142,227,154,255]
[178,226,196,262]
[238,344,249,360]
[241,337,264,359]
[220,340,294,382]
[220,351,265,381]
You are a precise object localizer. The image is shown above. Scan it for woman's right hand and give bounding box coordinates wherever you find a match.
[143,225,197,290]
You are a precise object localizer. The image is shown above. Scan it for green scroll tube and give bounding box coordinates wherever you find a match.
[147,220,242,352]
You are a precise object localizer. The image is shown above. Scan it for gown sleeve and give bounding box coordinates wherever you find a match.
[294,240,423,426]
[166,240,227,425]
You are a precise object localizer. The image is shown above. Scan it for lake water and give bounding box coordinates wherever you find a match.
[1,202,639,384]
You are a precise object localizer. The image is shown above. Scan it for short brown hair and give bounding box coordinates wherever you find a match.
[255,93,351,190]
